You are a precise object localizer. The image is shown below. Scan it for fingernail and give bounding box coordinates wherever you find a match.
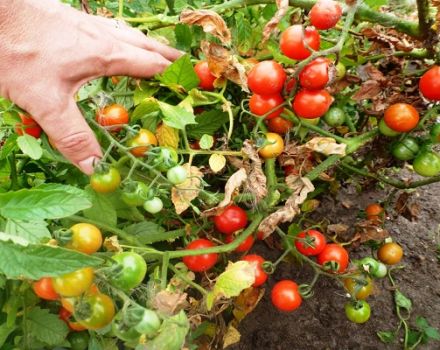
[78,156,100,175]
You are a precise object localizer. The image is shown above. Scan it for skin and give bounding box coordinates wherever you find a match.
[0,0,181,174]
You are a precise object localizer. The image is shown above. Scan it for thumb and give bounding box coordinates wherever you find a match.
[38,100,102,175]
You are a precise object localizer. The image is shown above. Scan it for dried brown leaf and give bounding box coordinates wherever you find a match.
[103,235,122,252]
[355,220,390,243]
[242,140,267,201]
[352,80,382,101]
[222,325,241,349]
[171,164,203,214]
[327,223,349,237]
[304,137,346,156]
[262,0,289,42]
[395,192,420,221]
[232,287,265,323]
[180,10,231,44]
[152,290,188,315]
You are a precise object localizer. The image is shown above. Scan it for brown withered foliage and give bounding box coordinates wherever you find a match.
[395,192,420,221]
[242,140,268,202]
[353,220,390,244]
[262,0,289,42]
[278,142,315,176]
[180,10,231,44]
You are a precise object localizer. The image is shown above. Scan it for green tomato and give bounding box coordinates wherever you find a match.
[335,62,346,81]
[143,197,163,214]
[430,123,440,144]
[134,309,161,338]
[324,107,345,127]
[152,147,179,172]
[110,252,147,290]
[372,262,387,279]
[68,332,89,350]
[121,182,149,207]
[112,315,142,343]
[345,300,371,324]
[90,167,121,193]
[391,137,420,161]
[167,165,188,184]
[379,119,400,137]
[413,151,440,177]
[358,257,379,275]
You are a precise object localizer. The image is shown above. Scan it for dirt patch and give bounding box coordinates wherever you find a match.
[229,183,440,350]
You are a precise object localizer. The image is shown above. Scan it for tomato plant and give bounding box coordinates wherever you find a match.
[66,223,102,254]
[267,116,293,134]
[33,277,59,301]
[258,132,284,158]
[110,252,147,290]
[294,229,326,256]
[413,151,440,177]
[271,280,302,312]
[391,137,420,161]
[214,205,248,235]
[128,128,158,157]
[377,242,403,265]
[309,0,343,30]
[121,181,149,206]
[182,239,218,272]
[249,93,284,120]
[194,61,216,91]
[345,300,371,324]
[167,165,188,184]
[143,197,163,214]
[247,60,286,95]
[280,25,320,60]
[242,254,268,287]
[365,203,384,222]
[76,293,115,330]
[317,244,349,273]
[90,167,121,193]
[293,89,333,119]
[344,274,374,300]
[299,58,331,90]
[96,103,129,131]
[384,103,419,133]
[419,66,440,101]
[52,267,95,297]
[324,107,345,127]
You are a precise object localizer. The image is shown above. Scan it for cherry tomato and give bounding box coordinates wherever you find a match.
[259,132,284,159]
[143,197,163,214]
[134,309,161,338]
[112,314,142,342]
[224,234,255,253]
[214,205,248,235]
[32,277,59,301]
[167,165,188,184]
[391,137,420,161]
[365,203,384,222]
[59,307,87,332]
[68,332,90,350]
[242,254,268,287]
[247,60,286,95]
[345,300,371,324]
[61,284,99,313]
[194,61,216,91]
[128,129,158,157]
[377,242,403,265]
[267,116,293,134]
[310,0,343,30]
[358,257,380,275]
[372,262,387,279]
[182,239,219,272]
[299,58,331,90]
[110,252,147,290]
[76,293,115,330]
[293,89,333,119]
[419,66,440,101]
[96,104,129,132]
[379,118,400,137]
[384,103,419,132]
[271,280,302,312]
[344,274,374,300]
[324,107,345,127]
[280,25,320,61]
[430,123,440,143]
[335,62,346,81]
[151,147,179,172]
[317,243,349,273]
[15,114,42,138]
[52,267,94,297]
[249,94,284,120]
[66,223,102,255]
[295,229,327,256]
[121,182,149,207]
[413,151,440,177]
[90,167,121,193]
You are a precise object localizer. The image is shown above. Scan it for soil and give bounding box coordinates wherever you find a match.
[228,182,440,350]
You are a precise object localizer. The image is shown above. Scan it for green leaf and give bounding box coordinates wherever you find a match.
[16,135,43,160]
[377,331,395,344]
[174,24,192,52]
[131,97,159,122]
[0,323,15,348]
[5,219,50,243]
[0,187,92,220]
[186,110,228,139]
[158,101,196,130]
[394,290,412,311]
[416,316,440,341]
[123,222,185,245]
[25,307,69,346]
[199,134,214,149]
[133,82,160,105]
[0,239,102,279]
[105,191,145,222]
[364,0,388,9]
[206,261,256,310]
[83,187,117,227]
[160,55,199,91]
[0,134,18,160]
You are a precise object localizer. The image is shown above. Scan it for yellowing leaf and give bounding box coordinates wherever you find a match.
[222,325,241,349]
[305,137,346,156]
[103,235,122,252]
[209,154,226,173]
[155,123,179,149]
[171,164,203,214]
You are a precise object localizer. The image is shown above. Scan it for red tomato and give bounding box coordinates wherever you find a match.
[242,254,268,287]
[249,94,285,120]
[384,103,419,132]
[59,307,87,332]
[310,0,343,30]
[256,231,265,240]
[32,277,59,301]
[214,205,248,235]
[365,203,384,222]
[271,280,302,312]
[419,66,440,101]
[299,58,331,90]
[295,230,327,256]
[15,114,42,138]
[317,244,349,273]
[247,60,286,95]
[267,117,293,134]
[280,25,320,61]
[194,61,216,91]
[283,165,299,177]
[224,234,255,253]
[285,77,297,94]
[182,239,218,272]
[293,89,334,119]
[96,104,129,132]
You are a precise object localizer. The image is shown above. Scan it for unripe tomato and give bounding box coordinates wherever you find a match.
[379,118,401,137]
[66,223,103,255]
[358,257,380,275]
[214,205,248,235]
[377,242,403,265]
[345,301,371,324]
[110,252,147,290]
[344,274,374,300]
[419,66,440,101]
[293,89,333,119]
[271,280,302,312]
[295,229,327,256]
[317,244,349,273]
[384,103,419,132]
[280,25,320,60]
[299,58,331,90]
[194,61,216,91]
[391,137,420,161]
[128,129,158,157]
[259,132,284,159]
[52,267,94,297]
[267,116,293,134]
[182,239,218,272]
[152,147,179,172]
[90,167,121,193]
[247,60,286,95]
[76,293,115,330]
[68,332,90,350]
[310,0,343,30]
[372,262,387,279]
[32,277,59,301]
[167,165,188,184]
[121,181,149,207]
[413,151,440,177]
[430,123,440,143]
[249,94,284,120]
[324,107,345,127]
[59,307,87,332]
[224,234,255,253]
[143,197,163,214]
[96,104,129,132]
[15,114,42,138]
[335,62,346,81]
[365,203,384,222]
[242,254,268,287]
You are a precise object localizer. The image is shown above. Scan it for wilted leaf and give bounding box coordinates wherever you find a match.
[180,10,231,44]
[395,192,420,221]
[233,287,265,322]
[155,123,179,149]
[209,154,226,173]
[300,199,320,212]
[242,140,267,202]
[327,223,350,237]
[171,164,203,214]
[355,220,390,243]
[304,137,346,156]
[279,142,315,175]
[222,325,241,349]
[352,80,382,101]
[152,290,188,315]
[262,0,289,42]
[103,236,122,252]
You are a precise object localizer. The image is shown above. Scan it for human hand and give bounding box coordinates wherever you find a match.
[0,0,181,174]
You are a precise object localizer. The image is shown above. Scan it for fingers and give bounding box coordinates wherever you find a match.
[38,100,102,175]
